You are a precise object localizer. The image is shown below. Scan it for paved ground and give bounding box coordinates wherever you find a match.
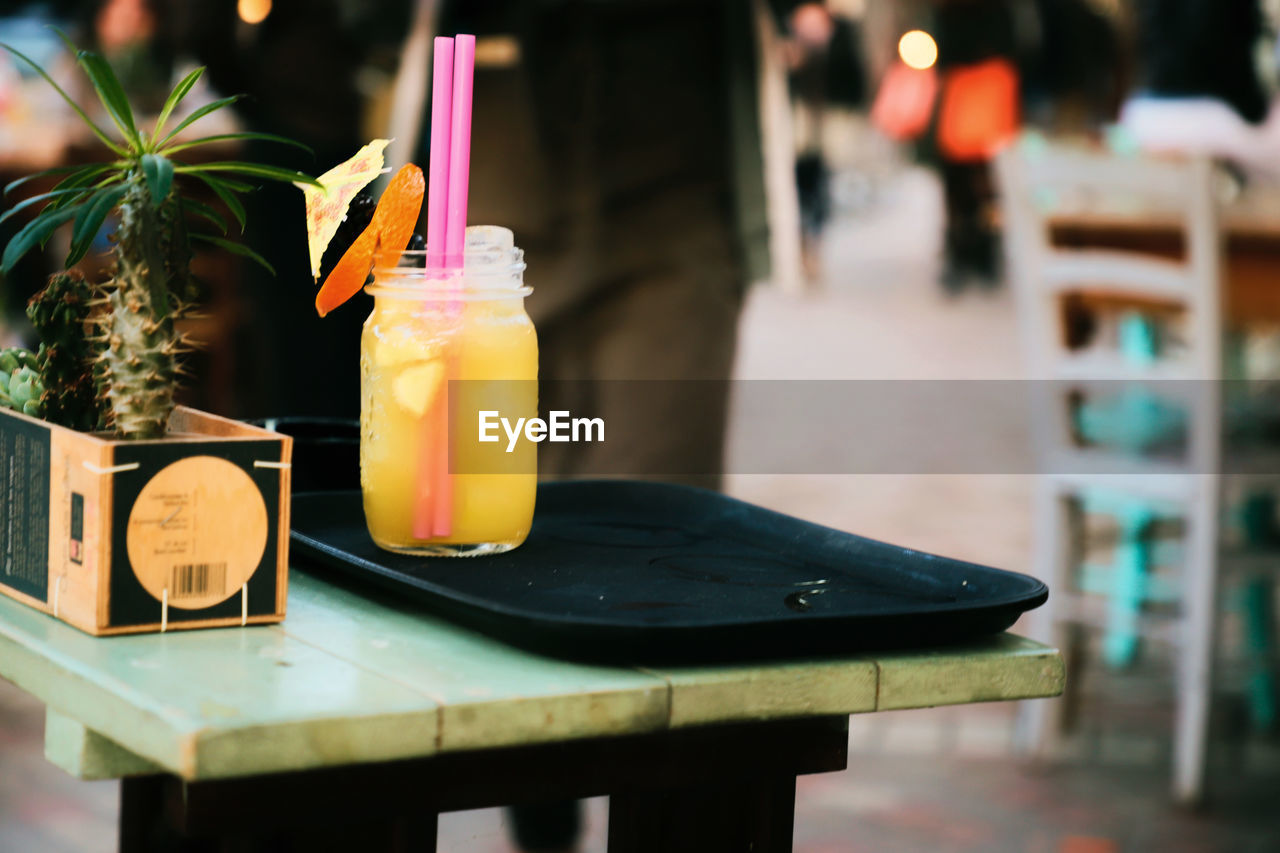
[2,169,1278,852]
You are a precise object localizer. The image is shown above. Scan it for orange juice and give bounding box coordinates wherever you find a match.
[360,227,537,555]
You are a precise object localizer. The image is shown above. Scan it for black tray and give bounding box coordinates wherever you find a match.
[290,482,1047,664]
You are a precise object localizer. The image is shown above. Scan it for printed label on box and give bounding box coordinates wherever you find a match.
[0,415,51,602]
[125,456,268,611]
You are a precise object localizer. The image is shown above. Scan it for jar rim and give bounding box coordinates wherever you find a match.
[367,251,530,298]
[372,248,526,272]
[368,225,527,296]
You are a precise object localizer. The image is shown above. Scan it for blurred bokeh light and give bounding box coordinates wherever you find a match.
[898,29,937,71]
[237,0,272,26]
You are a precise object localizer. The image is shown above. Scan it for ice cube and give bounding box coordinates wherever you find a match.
[391,360,444,417]
[465,225,514,251]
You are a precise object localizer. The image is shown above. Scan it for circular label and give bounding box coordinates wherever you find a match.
[126,456,268,611]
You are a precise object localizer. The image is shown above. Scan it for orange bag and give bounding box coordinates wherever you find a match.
[870,61,938,142]
[936,58,1020,162]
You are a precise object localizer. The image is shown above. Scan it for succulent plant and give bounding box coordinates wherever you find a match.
[0,33,318,438]
[25,271,105,431]
[0,348,44,417]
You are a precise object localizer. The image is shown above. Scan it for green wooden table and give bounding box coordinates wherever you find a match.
[0,570,1064,852]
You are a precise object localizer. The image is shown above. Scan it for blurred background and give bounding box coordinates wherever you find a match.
[4,0,1280,851]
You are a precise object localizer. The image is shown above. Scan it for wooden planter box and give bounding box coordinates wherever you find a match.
[0,405,291,635]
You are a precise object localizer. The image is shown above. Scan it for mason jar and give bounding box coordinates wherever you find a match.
[360,226,537,556]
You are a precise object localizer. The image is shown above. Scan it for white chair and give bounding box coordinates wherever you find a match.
[996,139,1222,805]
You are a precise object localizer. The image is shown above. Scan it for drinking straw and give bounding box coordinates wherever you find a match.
[413,36,455,540]
[431,34,476,537]
[444,34,475,267]
[425,36,454,271]
[429,374,452,537]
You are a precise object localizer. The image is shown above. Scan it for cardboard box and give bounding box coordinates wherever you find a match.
[0,405,291,635]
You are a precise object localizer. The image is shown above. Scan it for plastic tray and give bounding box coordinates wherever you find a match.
[290,482,1047,664]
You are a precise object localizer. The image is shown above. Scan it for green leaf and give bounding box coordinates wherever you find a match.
[1,203,84,274]
[47,177,122,214]
[160,131,314,157]
[62,36,140,151]
[177,161,322,187]
[153,66,204,142]
[82,52,140,149]
[66,185,126,266]
[44,165,120,211]
[192,233,275,275]
[4,164,91,197]
[0,188,93,228]
[198,174,253,193]
[189,173,247,232]
[141,154,174,204]
[0,41,128,157]
[154,95,241,149]
[183,199,228,234]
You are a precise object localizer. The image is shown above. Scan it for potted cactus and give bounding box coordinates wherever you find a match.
[0,35,313,635]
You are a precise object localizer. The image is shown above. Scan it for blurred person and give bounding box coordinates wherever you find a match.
[789,2,836,281]
[1120,0,1280,181]
[922,0,1119,292]
[786,1,868,280]
[930,0,1019,292]
[444,0,794,490]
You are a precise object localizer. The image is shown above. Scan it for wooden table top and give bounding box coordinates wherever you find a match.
[0,570,1064,782]
[1045,185,1280,243]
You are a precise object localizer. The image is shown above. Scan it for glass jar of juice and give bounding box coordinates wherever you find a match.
[361,226,537,556]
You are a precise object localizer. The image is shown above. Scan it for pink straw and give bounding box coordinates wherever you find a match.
[413,36,455,540]
[425,36,454,270]
[444,34,475,268]
[429,379,452,537]
[431,34,476,537]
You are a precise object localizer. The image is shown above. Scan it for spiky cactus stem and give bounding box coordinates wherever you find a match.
[99,175,182,439]
[26,271,104,431]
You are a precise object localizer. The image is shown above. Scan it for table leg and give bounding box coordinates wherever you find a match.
[120,774,437,852]
[119,776,168,853]
[608,775,796,853]
[255,816,439,853]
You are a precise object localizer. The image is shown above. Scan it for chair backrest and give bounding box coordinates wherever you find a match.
[994,137,1222,479]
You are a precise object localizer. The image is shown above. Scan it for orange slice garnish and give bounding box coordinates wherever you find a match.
[370,164,425,270]
[314,163,425,317]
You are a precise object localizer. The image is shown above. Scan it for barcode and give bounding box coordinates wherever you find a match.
[170,563,227,599]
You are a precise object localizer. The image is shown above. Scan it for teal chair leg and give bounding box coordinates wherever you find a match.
[1243,578,1276,731]
[1240,492,1278,732]
[1104,507,1153,669]
[1088,315,1163,669]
